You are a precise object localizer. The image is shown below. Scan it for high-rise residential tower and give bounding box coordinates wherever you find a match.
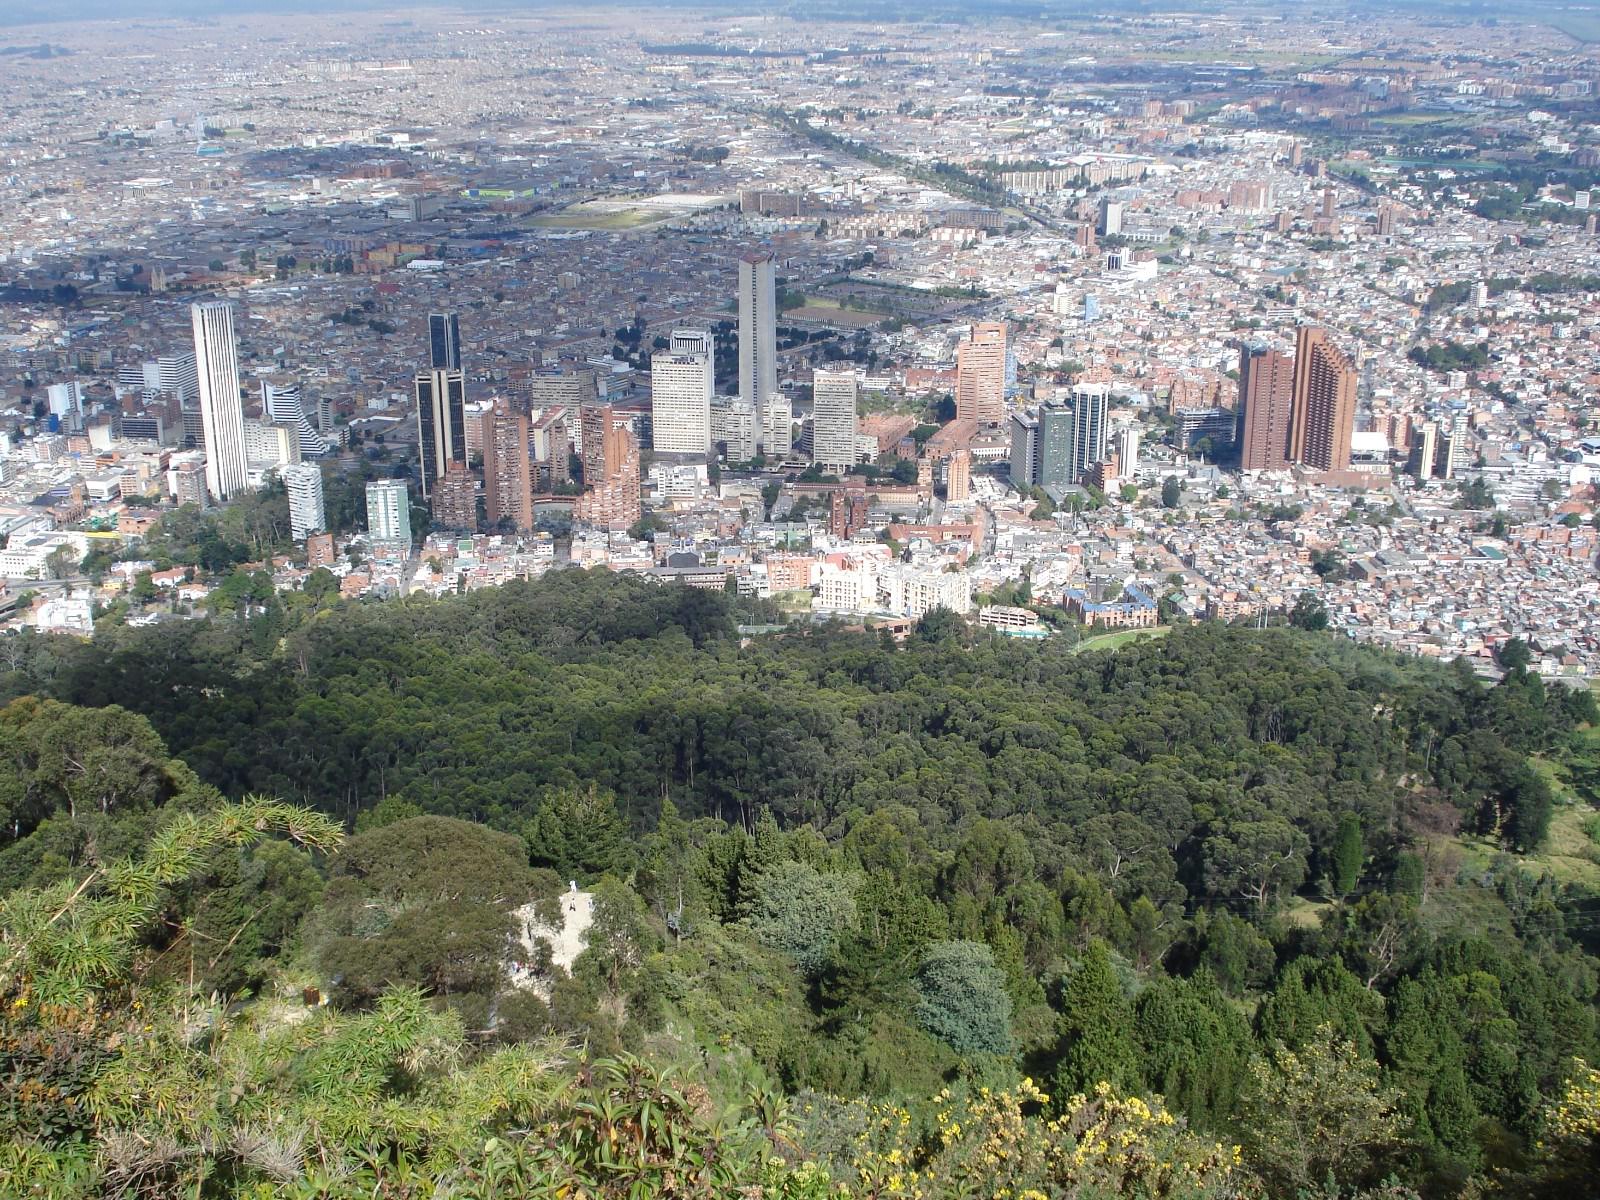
[737,251,781,454]
[945,448,971,502]
[1067,382,1109,482]
[1290,325,1358,472]
[415,368,467,498]
[429,312,462,371]
[580,403,614,486]
[1237,343,1296,471]
[811,369,859,473]
[365,479,412,545]
[191,300,249,501]
[650,329,715,455]
[956,323,1007,424]
[485,398,534,533]
[280,463,326,541]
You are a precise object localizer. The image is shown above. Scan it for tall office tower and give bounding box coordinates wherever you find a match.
[945,448,971,502]
[737,251,780,452]
[263,381,330,458]
[365,479,413,545]
[429,312,462,371]
[1100,198,1124,236]
[1412,422,1439,482]
[1115,426,1141,478]
[1376,206,1395,237]
[956,322,1007,424]
[415,368,467,498]
[157,352,199,401]
[431,465,478,531]
[650,329,715,455]
[1321,188,1336,219]
[1037,402,1075,488]
[580,402,613,484]
[485,399,534,533]
[280,463,326,541]
[811,369,859,473]
[1009,411,1039,488]
[191,300,249,501]
[1289,325,1358,472]
[1236,343,1296,471]
[1066,383,1109,483]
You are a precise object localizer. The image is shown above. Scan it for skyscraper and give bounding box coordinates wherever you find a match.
[429,312,462,371]
[415,369,467,498]
[1115,427,1141,478]
[1237,343,1296,471]
[191,300,249,502]
[811,369,858,473]
[365,479,412,545]
[956,323,1007,424]
[575,424,641,529]
[485,398,534,533]
[1009,411,1039,488]
[1037,403,1074,488]
[580,402,613,486]
[281,463,326,541]
[1067,383,1109,482]
[738,251,781,454]
[1290,325,1358,472]
[650,329,715,455]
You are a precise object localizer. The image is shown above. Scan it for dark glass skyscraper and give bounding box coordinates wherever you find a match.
[429,312,462,371]
[415,369,466,498]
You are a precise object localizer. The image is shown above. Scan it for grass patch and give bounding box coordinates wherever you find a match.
[1370,113,1459,127]
[1282,895,1331,930]
[527,205,666,231]
[1074,626,1172,655]
[1450,800,1600,892]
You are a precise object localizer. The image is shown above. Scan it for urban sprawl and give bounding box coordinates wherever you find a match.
[5,7,1600,677]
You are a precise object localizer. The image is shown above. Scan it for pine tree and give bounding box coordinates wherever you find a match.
[1050,940,1142,1097]
[1331,811,1363,897]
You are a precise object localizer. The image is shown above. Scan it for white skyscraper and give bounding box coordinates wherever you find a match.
[365,479,412,545]
[280,463,326,541]
[650,329,714,455]
[1115,426,1140,478]
[738,251,784,456]
[191,300,249,501]
[811,369,859,473]
[45,382,83,432]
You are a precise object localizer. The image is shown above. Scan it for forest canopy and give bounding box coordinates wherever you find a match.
[2,569,1598,1199]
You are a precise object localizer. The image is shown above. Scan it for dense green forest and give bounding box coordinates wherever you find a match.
[3,571,1599,1198]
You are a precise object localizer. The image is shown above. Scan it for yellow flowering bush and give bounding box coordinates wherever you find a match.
[796,1077,1248,1200]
